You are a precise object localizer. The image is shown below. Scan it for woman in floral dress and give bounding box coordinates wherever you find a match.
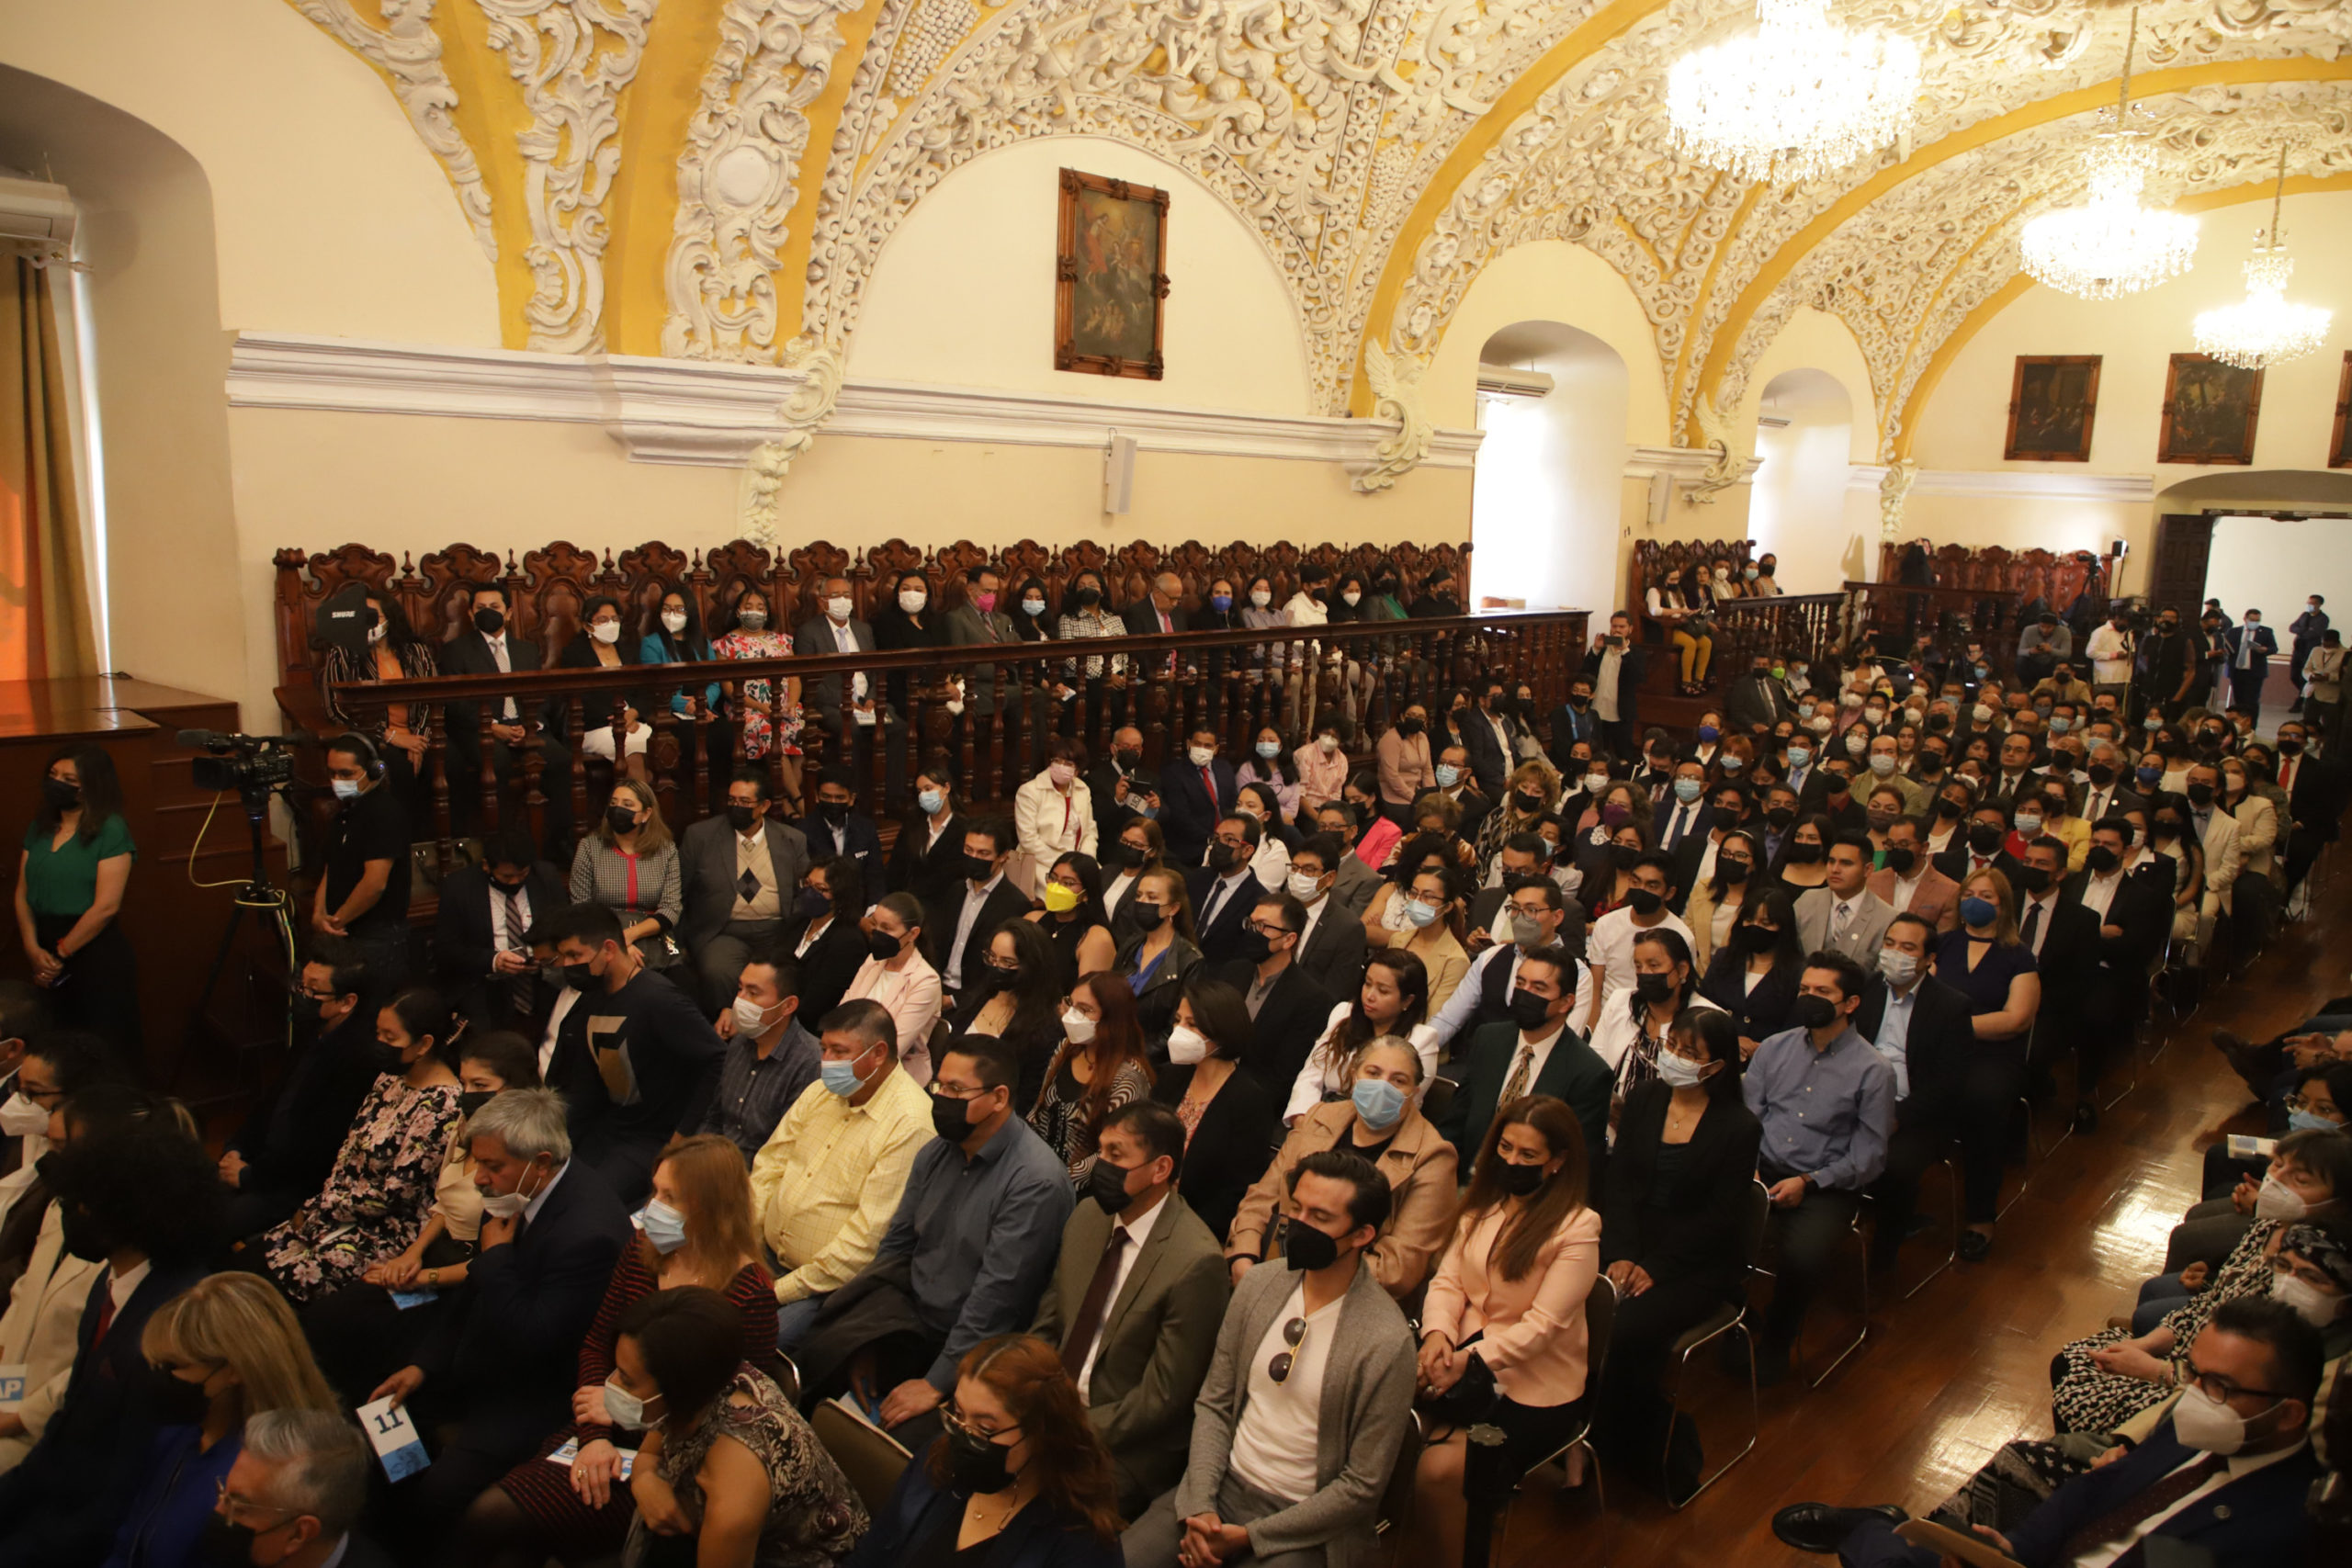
[712,584,802,805]
[257,987,462,1303]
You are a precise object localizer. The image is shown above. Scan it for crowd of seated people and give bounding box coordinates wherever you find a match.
[5,583,2351,1566]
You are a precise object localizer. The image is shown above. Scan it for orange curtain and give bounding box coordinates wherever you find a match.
[0,253,96,682]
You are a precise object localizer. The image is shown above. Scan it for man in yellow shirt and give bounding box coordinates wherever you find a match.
[748,998,932,1348]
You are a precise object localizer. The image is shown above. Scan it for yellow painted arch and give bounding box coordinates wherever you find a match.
[1690,54,2352,445]
[1890,172,2352,460]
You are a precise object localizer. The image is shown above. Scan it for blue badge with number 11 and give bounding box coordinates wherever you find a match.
[356,1395,430,1482]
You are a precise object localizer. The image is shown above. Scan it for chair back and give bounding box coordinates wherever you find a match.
[925,1014,952,1065]
[1584,1270,1619,1374]
[1374,1407,1427,1535]
[1737,1178,1772,1270]
[1419,1074,1458,1127]
[810,1399,912,1518]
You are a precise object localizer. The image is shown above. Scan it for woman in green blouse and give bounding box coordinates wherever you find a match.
[14,745,139,1057]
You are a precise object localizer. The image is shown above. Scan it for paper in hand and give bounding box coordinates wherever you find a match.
[356,1395,431,1482]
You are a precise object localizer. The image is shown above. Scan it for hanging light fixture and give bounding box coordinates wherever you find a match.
[2018,7,2199,299]
[2194,146,2332,370]
[1666,0,1921,186]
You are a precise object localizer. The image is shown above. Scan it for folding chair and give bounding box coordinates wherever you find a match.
[1373,1408,1428,1540]
[1659,1179,1768,1509]
[809,1399,911,1519]
[1805,1204,1870,1389]
[1464,1277,1616,1566]
[1893,1147,1962,1301]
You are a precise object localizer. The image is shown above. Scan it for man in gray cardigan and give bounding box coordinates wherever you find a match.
[1122,1148,1418,1568]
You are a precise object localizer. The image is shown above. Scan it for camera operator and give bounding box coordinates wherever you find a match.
[313,734,412,995]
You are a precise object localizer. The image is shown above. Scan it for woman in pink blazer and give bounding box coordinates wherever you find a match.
[1406,1094,1601,1566]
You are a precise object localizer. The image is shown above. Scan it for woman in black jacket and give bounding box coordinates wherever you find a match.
[1699,886,1805,1061]
[869,567,943,718]
[1149,973,1279,1241]
[782,856,870,1025]
[888,762,967,910]
[1592,1010,1762,1499]
[554,594,654,788]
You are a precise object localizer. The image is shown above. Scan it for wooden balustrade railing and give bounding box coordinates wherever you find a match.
[1706,592,1849,676]
[321,609,1590,871]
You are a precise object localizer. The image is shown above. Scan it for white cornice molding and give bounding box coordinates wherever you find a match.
[224,332,1482,472]
[1849,464,2156,503]
[1623,445,1760,483]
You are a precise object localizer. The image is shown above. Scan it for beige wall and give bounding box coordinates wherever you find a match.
[1426,240,1675,440]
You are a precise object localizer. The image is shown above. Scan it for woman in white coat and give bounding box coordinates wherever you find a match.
[0,1090,102,1472]
[1012,738,1097,898]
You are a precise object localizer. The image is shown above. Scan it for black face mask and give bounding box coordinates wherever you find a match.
[473,606,505,636]
[57,1201,110,1263]
[292,994,329,1030]
[366,1041,408,1076]
[1883,846,1917,876]
[1086,1158,1138,1214]
[944,1421,1017,1495]
[931,1089,989,1144]
[1236,925,1272,965]
[1765,807,1795,829]
[1967,823,2006,854]
[1790,994,1838,1031]
[1283,1218,1341,1271]
[1785,841,1824,865]
[2154,818,2184,839]
[1395,717,1424,737]
[2086,763,2115,787]
[1514,792,1545,814]
[977,964,1016,994]
[1507,987,1553,1031]
[1718,859,1751,886]
[1917,755,1946,775]
[1114,748,1143,769]
[563,959,601,992]
[2012,865,2051,894]
[962,852,998,883]
[866,930,903,962]
[458,1089,496,1121]
[2279,738,2306,756]
[147,1362,212,1426]
[1568,694,1590,710]
[795,886,831,920]
[605,805,641,837]
[1626,886,1665,917]
[1733,922,1779,954]
[2185,782,2215,807]
[1205,842,1238,874]
[197,1512,267,1568]
[2085,845,2120,874]
[1933,795,1965,820]
[817,801,850,825]
[727,804,760,832]
[1074,586,1102,608]
[1130,902,1166,932]
[1633,971,1674,1003]
[1493,1160,1545,1199]
[40,778,80,811]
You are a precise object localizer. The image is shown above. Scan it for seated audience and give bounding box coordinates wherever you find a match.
[462,1134,777,1564]
[1792,834,1897,969]
[313,732,414,995]
[570,777,685,976]
[842,1334,1124,1568]
[1591,927,1724,1102]
[844,891,945,1083]
[806,775,888,908]
[1113,866,1204,1050]
[1027,973,1156,1184]
[1032,1100,1229,1513]
[1430,874,1581,1054]
[785,856,870,1027]
[553,592,653,781]
[1372,852,1471,1015]
[209,1407,388,1568]
[698,951,821,1164]
[956,919,1069,1113]
[1593,1011,1763,1497]
[1152,976,1282,1242]
[1867,814,1960,934]
[107,1273,341,1568]
[1408,1096,1602,1566]
[0,1100,221,1564]
[891,764,967,910]
[1585,850,1694,1018]
[680,766,810,1013]
[1285,949,1437,1125]
[1858,913,1978,1272]
[792,1035,1074,1442]
[433,829,567,1030]
[1191,814,1269,965]
[540,902,726,1205]
[1122,1150,1418,1568]
[1231,1037,1458,1300]
[366,1088,633,1552]
[1015,738,1100,893]
[218,941,381,1241]
[1217,891,1334,1093]
[1102,815,1165,937]
[1742,953,1896,1384]
[927,818,1032,1004]
[0,1059,101,1474]
[750,1000,931,1353]
[243,987,464,1303]
[1682,829,1760,971]
[1701,887,1805,1059]
[1024,851,1116,991]
[1438,945,1611,1172]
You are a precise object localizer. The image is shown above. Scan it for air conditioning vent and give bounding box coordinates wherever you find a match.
[1476,364,1555,400]
[0,176,76,250]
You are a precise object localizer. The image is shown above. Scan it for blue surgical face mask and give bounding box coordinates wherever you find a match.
[1211,594,1234,612]
[633,1198,688,1254]
[1404,898,1439,929]
[1673,778,1702,803]
[2288,1110,2340,1134]
[1960,896,1998,928]
[1434,763,1461,787]
[1786,746,1811,769]
[820,1048,876,1099]
[1255,740,1281,759]
[2049,716,2072,735]
[918,788,945,816]
[1697,725,1720,742]
[1352,1077,1408,1130]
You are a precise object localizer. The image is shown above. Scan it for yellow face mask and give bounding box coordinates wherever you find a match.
[1043,881,1082,914]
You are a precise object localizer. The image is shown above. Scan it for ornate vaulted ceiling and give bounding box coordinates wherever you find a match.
[296,0,2352,470]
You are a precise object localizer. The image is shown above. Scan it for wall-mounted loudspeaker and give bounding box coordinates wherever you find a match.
[1103,434,1137,515]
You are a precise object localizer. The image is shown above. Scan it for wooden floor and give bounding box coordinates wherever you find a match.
[1501,862,2347,1568]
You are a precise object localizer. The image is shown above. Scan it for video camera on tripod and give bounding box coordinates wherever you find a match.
[179,730,297,799]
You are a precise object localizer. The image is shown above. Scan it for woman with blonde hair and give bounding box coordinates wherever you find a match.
[571,775,684,971]
[107,1274,339,1566]
[1475,758,1561,875]
[469,1134,776,1563]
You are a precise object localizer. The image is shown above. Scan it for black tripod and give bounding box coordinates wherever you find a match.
[168,783,300,1100]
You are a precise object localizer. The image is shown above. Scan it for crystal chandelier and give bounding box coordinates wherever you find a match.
[2194,147,2333,370]
[2018,8,2198,300]
[1666,0,1921,186]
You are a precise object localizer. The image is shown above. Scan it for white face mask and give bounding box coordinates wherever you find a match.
[1188,746,1215,768]
[661,610,688,634]
[1317,735,1339,754]
[1061,1008,1097,1045]
[1166,1024,1209,1066]
[1047,762,1076,788]
[2256,1171,2309,1221]
[1342,590,1362,606]
[1287,870,1326,902]
[1250,590,1272,608]
[481,1160,546,1220]
[2272,1269,2346,1327]
[826,595,853,621]
[367,621,387,644]
[0,1092,48,1137]
[1655,1052,1708,1089]
[591,621,621,645]
[899,589,928,613]
[732,994,780,1035]
[2169,1381,2273,1456]
[1584,773,1610,795]
[601,1377,661,1431]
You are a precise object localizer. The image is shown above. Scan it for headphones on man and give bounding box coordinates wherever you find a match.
[329,731,386,780]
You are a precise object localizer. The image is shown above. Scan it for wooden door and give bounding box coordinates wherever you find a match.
[2146,513,2213,615]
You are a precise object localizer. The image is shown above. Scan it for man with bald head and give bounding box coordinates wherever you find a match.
[1122,571,1190,682]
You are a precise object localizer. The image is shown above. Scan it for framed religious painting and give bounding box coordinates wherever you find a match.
[1056,169,1169,380]
[2157,352,2264,466]
[2332,351,2352,468]
[2005,355,2102,461]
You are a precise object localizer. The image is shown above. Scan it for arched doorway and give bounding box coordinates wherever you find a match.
[1747,368,1855,593]
[1467,321,1629,612]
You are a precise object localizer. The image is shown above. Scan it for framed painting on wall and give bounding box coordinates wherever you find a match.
[2005,355,2101,461]
[2332,351,2352,469]
[2157,353,2264,466]
[1055,168,1169,380]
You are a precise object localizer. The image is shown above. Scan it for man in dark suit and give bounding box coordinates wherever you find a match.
[1545,675,1600,773]
[1090,725,1158,845]
[923,817,1033,1002]
[1286,834,1371,1001]
[1725,652,1794,734]
[221,939,383,1238]
[680,767,812,1012]
[2222,607,2279,720]
[1159,728,1238,867]
[943,564,1021,767]
[373,1088,632,1552]
[1857,913,1975,1271]
[2014,838,2105,1133]
[2057,820,2173,1132]
[211,1409,398,1568]
[1935,803,2024,887]
[1582,612,1645,761]
[805,774,887,908]
[1437,947,1611,1177]
[797,574,902,793]
[1310,801,1383,916]
[1185,815,1264,967]
[2288,593,2328,694]
[1652,757,1716,902]
[0,1110,217,1567]
[440,580,574,855]
[1781,1299,2324,1567]
[1213,891,1334,1090]
[433,827,568,1030]
[1457,677,1521,797]
[1032,1101,1229,1516]
[1120,570,1191,643]
[1436,875,1583,1057]
[2272,718,2344,898]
